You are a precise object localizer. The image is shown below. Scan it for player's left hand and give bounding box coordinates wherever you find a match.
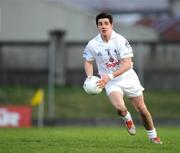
[96,79,106,89]
[96,74,111,88]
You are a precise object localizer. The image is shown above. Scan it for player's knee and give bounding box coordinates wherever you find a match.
[136,105,147,114]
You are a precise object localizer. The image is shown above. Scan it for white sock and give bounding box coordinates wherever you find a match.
[121,111,132,121]
[147,128,157,139]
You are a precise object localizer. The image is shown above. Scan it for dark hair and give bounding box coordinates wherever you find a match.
[96,12,113,25]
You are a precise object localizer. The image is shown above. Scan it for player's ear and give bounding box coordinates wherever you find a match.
[111,23,113,29]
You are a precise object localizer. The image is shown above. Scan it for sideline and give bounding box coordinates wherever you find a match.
[32,118,180,127]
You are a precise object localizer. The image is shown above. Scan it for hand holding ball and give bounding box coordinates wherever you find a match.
[83,76,103,95]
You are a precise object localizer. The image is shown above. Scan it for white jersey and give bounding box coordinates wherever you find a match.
[83,30,134,79]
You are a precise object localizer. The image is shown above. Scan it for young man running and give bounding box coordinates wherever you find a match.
[83,12,162,144]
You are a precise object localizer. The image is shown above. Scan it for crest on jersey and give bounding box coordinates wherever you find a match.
[97,51,102,56]
[114,49,120,56]
[105,49,115,62]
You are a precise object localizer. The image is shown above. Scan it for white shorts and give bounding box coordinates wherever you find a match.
[105,69,144,98]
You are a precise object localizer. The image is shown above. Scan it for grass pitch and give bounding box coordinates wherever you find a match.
[0,126,179,153]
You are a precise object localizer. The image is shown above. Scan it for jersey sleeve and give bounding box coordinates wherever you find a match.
[117,37,133,58]
[83,43,94,61]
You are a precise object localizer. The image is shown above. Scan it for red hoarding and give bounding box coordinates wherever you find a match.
[0,106,32,128]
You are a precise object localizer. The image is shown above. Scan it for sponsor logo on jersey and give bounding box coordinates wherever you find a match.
[105,60,120,68]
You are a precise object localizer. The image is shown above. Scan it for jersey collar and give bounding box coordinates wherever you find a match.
[97,30,117,43]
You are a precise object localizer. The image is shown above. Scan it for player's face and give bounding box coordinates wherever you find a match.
[97,18,113,41]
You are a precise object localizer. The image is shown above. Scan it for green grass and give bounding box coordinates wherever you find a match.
[0,126,179,153]
[0,85,180,119]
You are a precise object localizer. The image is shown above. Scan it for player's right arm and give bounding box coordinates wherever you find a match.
[84,60,94,77]
[83,42,95,77]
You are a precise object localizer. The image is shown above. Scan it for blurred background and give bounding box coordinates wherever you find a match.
[0,0,180,128]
